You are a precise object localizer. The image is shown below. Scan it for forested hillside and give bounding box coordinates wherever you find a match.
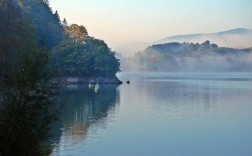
[0,0,63,82]
[15,0,63,49]
[0,0,59,155]
[123,41,252,72]
[0,0,121,81]
[0,0,121,155]
[53,24,121,77]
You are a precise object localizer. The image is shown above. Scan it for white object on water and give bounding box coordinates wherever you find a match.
[94,83,99,91]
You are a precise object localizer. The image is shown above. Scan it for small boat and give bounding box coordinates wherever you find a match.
[94,83,99,91]
[126,80,130,84]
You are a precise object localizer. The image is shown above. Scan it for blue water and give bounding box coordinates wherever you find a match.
[51,73,252,156]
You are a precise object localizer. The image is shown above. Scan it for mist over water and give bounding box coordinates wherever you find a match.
[120,41,252,73]
[157,29,252,49]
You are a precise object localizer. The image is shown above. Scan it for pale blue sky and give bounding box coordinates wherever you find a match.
[50,0,252,49]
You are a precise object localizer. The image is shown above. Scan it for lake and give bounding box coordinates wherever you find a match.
[51,73,252,156]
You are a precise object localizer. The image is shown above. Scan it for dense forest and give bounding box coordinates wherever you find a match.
[0,0,62,83]
[0,0,121,155]
[0,0,60,155]
[53,24,120,77]
[0,0,121,81]
[123,41,252,72]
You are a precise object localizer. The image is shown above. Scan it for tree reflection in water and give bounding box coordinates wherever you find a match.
[51,84,120,151]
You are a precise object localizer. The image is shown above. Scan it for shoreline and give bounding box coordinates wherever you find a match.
[56,76,123,85]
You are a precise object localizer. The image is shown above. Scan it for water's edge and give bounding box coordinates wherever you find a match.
[55,76,123,85]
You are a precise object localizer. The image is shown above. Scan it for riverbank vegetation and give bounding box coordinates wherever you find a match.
[0,0,121,155]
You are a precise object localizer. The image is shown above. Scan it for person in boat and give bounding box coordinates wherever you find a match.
[126,80,130,84]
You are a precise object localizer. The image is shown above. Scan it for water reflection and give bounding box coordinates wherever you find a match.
[119,73,252,111]
[52,84,120,153]
[140,80,218,109]
[52,73,252,156]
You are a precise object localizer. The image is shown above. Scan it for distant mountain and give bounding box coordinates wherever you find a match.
[155,28,252,49]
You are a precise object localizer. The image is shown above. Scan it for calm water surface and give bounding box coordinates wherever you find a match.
[52,73,252,156]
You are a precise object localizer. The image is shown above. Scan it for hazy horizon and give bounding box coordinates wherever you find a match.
[50,0,252,56]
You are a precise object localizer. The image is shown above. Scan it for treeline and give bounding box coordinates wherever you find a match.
[0,0,120,81]
[53,24,120,77]
[0,0,63,82]
[123,41,252,72]
[16,0,63,49]
[0,0,120,155]
[144,41,248,57]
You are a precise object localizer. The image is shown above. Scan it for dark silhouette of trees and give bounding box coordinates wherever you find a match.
[0,44,59,156]
[0,0,36,84]
[0,1,122,155]
[19,0,64,49]
[0,0,59,155]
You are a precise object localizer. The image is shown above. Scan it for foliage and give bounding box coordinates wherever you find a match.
[16,0,64,49]
[0,0,59,155]
[1,1,120,78]
[0,0,121,155]
[0,0,36,84]
[0,44,59,156]
[128,41,252,72]
[65,24,88,42]
[53,24,121,77]
[0,0,64,82]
